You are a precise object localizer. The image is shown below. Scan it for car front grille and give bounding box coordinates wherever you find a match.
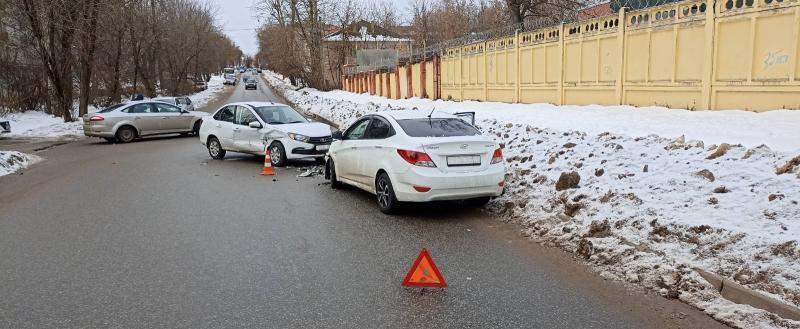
[308,136,332,144]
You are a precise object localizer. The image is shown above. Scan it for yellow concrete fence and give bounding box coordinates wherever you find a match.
[342,0,800,111]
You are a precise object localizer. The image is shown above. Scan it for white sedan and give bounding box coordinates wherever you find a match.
[325,110,505,214]
[199,102,334,165]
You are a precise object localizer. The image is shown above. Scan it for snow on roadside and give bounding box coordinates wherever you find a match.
[188,75,224,109]
[0,111,83,138]
[0,151,40,177]
[265,71,800,329]
[0,75,226,139]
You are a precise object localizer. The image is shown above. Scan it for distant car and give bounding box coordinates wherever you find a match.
[83,101,208,143]
[153,96,195,112]
[244,77,257,90]
[325,110,505,214]
[239,68,245,73]
[194,80,208,91]
[0,121,10,134]
[223,74,236,85]
[199,102,333,166]
[257,68,262,73]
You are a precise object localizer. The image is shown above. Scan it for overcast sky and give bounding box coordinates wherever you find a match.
[208,0,414,56]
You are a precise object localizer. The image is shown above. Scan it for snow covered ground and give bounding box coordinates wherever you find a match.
[265,71,800,329]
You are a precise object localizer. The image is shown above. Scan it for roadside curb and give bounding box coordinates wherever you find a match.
[695,268,800,321]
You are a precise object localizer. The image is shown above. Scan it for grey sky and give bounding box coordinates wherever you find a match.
[208,0,415,56]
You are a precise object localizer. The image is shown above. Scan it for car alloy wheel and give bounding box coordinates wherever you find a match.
[375,173,398,214]
[269,145,281,164]
[377,180,390,209]
[208,137,225,159]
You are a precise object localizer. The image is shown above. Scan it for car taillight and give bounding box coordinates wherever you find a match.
[491,148,503,164]
[89,116,104,122]
[397,150,436,167]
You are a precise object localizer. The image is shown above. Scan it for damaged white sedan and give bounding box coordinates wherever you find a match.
[199,102,334,165]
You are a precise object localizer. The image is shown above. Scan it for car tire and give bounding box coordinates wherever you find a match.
[268,142,287,167]
[465,196,492,208]
[207,137,226,160]
[375,172,400,214]
[328,159,342,189]
[115,126,137,143]
[192,121,202,135]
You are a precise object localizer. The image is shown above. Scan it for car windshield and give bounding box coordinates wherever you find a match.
[396,118,481,137]
[224,74,234,79]
[98,103,126,113]
[252,106,307,124]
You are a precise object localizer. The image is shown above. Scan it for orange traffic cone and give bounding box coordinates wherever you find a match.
[261,149,275,176]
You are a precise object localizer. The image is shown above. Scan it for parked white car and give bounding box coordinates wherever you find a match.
[325,110,505,214]
[153,96,195,112]
[199,102,334,165]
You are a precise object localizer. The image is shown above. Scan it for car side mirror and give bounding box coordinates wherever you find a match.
[332,130,343,140]
[249,121,263,129]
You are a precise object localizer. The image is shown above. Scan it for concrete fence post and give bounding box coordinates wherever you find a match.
[616,7,627,105]
[700,0,717,110]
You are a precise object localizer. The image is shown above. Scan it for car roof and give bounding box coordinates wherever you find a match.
[378,110,458,120]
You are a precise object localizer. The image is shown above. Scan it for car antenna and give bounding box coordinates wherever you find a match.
[427,107,435,127]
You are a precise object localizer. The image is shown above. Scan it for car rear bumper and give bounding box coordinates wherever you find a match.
[392,165,505,202]
[83,124,115,138]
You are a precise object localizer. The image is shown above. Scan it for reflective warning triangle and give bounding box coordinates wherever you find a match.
[401,248,447,288]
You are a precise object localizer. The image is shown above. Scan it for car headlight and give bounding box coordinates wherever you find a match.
[288,133,310,142]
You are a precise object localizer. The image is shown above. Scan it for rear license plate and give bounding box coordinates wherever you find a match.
[316,145,329,151]
[447,155,481,166]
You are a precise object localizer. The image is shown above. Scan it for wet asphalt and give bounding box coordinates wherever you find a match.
[0,74,729,328]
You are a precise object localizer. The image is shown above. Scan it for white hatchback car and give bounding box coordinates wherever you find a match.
[325,110,505,214]
[199,102,334,165]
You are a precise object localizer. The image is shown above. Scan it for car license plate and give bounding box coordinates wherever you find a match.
[316,145,329,151]
[447,155,481,166]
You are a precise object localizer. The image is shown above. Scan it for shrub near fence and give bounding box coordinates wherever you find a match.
[344,0,800,112]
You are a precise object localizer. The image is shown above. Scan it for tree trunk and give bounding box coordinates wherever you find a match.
[78,0,100,117]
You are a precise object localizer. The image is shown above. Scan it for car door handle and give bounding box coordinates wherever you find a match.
[350,146,356,150]
[216,124,221,128]
[134,117,141,120]
[161,117,168,119]
[233,128,240,131]
[374,146,383,149]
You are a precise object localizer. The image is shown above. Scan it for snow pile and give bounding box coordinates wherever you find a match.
[0,151,40,177]
[265,72,800,329]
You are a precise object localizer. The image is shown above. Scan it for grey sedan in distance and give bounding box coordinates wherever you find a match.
[83,100,208,143]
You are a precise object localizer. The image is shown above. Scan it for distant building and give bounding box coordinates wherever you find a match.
[578,1,614,20]
[320,20,412,89]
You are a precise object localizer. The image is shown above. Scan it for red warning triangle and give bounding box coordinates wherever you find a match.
[401,248,447,288]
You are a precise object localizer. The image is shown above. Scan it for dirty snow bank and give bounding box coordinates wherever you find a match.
[0,75,225,139]
[266,71,800,329]
[0,151,40,177]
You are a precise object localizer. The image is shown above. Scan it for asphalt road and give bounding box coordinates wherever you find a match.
[0,74,729,328]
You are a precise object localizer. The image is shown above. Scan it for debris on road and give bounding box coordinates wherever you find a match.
[296,166,324,178]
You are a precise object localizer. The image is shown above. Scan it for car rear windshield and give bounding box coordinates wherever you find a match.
[396,118,480,137]
[98,103,126,113]
[252,106,307,125]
